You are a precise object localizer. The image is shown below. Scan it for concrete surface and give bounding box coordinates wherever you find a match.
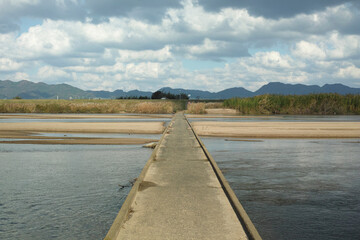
[115,113,248,240]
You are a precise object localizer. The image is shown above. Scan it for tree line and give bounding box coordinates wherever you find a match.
[116,91,189,100]
[151,91,189,99]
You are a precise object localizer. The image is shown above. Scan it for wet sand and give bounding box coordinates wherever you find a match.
[192,121,360,138]
[204,108,238,115]
[187,114,279,119]
[0,122,165,134]
[2,115,360,145]
[0,114,172,119]
[0,138,157,145]
[0,121,164,145]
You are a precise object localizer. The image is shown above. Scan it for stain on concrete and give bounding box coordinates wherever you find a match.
[138,181,158,191]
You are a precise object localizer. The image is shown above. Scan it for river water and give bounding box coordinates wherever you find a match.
[1,114,360,239]
[202,138,360,240]
[190,115,360,239]
[0,144,153,239]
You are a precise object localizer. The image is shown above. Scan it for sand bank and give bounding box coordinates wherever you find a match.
[0,129,159,145]
[0,114,172,119]
[0,138,157,145]
[205,108,237,115]
[192,121,360,138]
[0,122,165,134]
[186,114,280,119]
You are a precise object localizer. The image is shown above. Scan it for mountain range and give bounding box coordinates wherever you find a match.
[1,80,360,100]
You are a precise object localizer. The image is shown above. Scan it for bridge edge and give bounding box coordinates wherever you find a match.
[185,115,262,240]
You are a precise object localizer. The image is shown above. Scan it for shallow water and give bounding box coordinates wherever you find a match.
[202,137,360,240]
[1,114,360,239]
[0,144,153,239]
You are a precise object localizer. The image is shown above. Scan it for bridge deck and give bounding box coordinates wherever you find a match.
[106,113,254,240]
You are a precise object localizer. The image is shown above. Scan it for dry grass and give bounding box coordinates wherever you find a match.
[0,99,184,114]
[128,101,174,114]
[205,102,224,109]
[186,102,206,114]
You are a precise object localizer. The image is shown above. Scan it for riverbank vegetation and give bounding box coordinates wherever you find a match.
[0,99,186,114]
[186,102,224,114]
[224,94,360,115]
[2,94,359,115]
[186,102,206,114]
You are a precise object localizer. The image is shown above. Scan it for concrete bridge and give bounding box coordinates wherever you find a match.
[105,113,261,240]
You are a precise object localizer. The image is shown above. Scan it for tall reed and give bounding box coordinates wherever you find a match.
[224,94,360,115]
[0,99,185,114]
[186,102,206,114]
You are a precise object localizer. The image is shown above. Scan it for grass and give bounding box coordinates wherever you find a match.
[186,102,206,114]
[4,94,357,115]
[0,99,187,114]
[204,102,223,109]
[224,94,360,115]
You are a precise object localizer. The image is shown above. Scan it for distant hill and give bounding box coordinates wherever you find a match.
[254,82,360,95]
[0,80,90,99]
[160,83,360,99]
[0,80,152,99]
[216,87,254,98]
[87,89,152,99]
[159,87,216,99]
[1,80,359,100]
[255,82,322,95]
[158,87,253,99]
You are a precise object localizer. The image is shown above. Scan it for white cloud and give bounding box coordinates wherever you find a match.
[1,0,360,91]
[291,32,360,62]
[117,46,173,62]
[13,72,29,80]
[1,0,40,7]
[80,19,126,44]
[185,38,223,56]
[180,0,228,32]
[16,21,72,59]
[336,65,360,79]
[326,32,360,59]
[292,41,326,60]
[252,51,293,68]
[37,65,70,81]
[0,58,23,71]
[4,71,29,81]
[125,62,160,80]
[95,62,125,73]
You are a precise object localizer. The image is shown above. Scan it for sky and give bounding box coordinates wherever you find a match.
[0,0,360,92]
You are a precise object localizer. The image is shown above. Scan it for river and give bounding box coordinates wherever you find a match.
[202,137,360,239]
[0,144,153,239]
[1,114,359,239]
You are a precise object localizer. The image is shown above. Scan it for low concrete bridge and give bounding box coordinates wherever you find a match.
[105,113,261,240]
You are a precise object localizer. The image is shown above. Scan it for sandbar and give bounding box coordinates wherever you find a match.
[0,138,157,145]
[191,121,360,138]
[0,122,165,134]
[0,114,172,119]
[205,108,238,115]
[0,129,159,145]
[186,114,280,119]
